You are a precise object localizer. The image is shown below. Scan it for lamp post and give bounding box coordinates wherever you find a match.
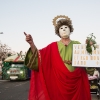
[0,32,3,34]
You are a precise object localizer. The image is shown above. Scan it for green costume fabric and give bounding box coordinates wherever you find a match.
[25,48,38,71]
[25,40,80,72]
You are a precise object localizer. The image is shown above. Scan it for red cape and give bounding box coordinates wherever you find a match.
[29,42,91,100]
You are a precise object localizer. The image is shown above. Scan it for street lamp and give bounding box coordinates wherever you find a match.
[0,32,3,34]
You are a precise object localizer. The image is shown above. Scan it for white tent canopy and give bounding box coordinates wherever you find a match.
[4,54,25,62]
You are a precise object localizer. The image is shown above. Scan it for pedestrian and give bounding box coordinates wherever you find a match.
[24,15,91,100]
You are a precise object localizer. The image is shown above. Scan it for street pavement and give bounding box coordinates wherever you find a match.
[0,75,99,100]
[0,75,29,100]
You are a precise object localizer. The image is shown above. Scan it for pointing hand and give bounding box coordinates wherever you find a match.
[24,32,34,46]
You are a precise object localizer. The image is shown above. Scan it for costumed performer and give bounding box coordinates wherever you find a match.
[24,15,91,100]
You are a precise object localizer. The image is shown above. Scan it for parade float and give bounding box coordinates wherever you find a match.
[2,52,31,80]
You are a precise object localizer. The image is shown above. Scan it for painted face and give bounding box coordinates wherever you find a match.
[59,25,70,38]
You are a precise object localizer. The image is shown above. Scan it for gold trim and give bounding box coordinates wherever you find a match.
[52,15,71,26]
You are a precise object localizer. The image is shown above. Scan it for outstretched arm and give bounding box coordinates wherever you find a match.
[24,32,36,54]
[24,32,38,71]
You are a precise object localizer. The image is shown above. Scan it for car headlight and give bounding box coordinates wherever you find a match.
[20,71,23,74]
[7,71,10,74]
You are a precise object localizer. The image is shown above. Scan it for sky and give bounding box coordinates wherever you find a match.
[0,0,100,53]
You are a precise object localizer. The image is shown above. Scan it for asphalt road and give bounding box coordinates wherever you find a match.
[0,76,29,100]
[0,76,99,100]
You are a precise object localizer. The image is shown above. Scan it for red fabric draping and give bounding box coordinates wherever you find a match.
[28,42,91,100]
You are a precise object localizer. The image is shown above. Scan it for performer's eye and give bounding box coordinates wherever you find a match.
[61,28,63,29]
[65,27,67,28]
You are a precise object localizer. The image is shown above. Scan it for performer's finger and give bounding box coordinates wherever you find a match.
[24,32,27,36]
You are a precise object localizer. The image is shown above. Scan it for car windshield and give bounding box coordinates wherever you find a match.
[11,64,24,67]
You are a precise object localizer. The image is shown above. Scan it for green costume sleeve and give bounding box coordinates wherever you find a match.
[73,41,81,44]
[24,47,38,71]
